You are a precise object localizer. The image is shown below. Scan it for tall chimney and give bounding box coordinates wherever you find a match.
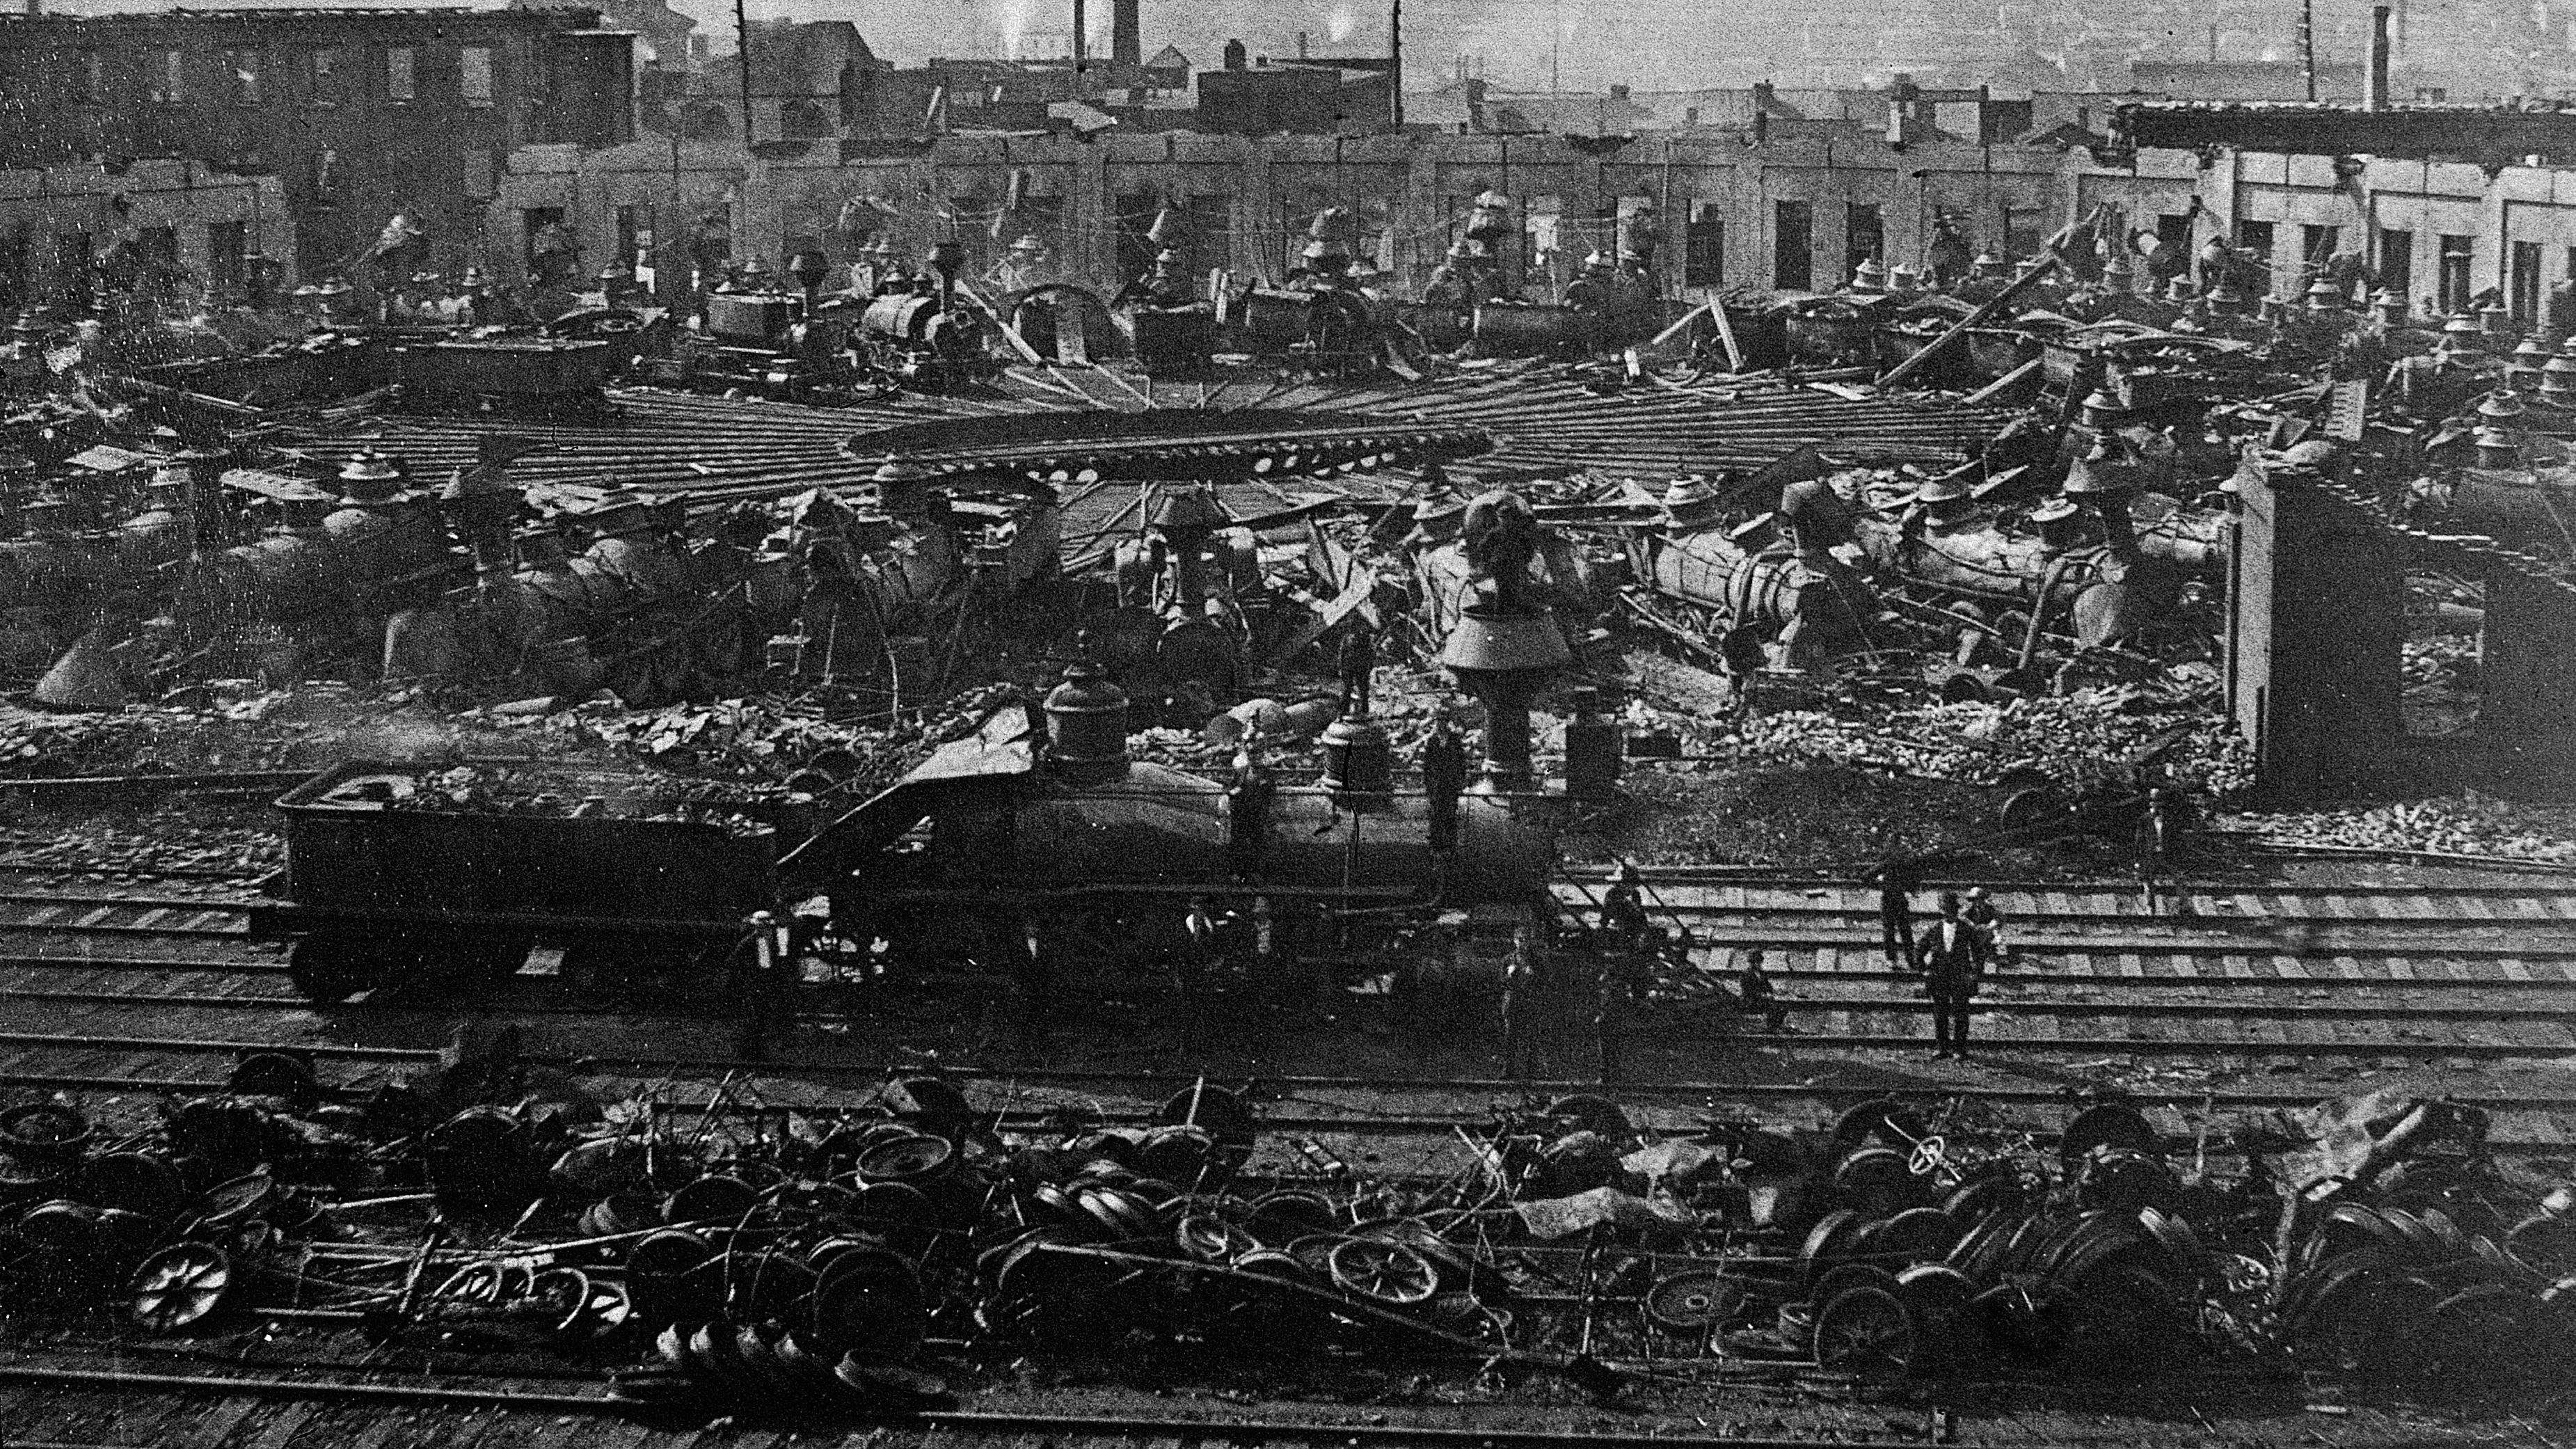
[2367,3,2392,111]
[1112,0,1140,68]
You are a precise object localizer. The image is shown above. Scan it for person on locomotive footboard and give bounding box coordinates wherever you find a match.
[1914,892,1985,1060]
[729,913,793,1063]
[1600,861,1648,953]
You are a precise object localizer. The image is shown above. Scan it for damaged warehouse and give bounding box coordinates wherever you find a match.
[0,3,2573,1446]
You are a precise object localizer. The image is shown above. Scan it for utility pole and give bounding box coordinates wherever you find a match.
[1390,0,1403,128]
[1072,0,1087,93]
[733,0,754,149]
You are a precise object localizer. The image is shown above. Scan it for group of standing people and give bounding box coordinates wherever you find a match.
[1870,862,2007,1059]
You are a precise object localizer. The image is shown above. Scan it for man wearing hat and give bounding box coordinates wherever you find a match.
[1913,890,1984,1059]
[1599,860,1648,953]
[1420,698,1468,856]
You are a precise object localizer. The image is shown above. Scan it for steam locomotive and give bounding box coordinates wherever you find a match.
[255,674,1567,1027]
[658,282,998,399]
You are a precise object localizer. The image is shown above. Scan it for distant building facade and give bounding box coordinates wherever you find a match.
[0,5,635,276]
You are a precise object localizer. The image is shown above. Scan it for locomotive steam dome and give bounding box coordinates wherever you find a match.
[1042,659,1131,783]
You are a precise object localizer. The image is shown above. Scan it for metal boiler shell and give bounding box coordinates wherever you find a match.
[1008,761,1555,905]
[706,292,803,342]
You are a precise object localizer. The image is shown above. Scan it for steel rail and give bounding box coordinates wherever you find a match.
[0,1361,2004,1449]
[1,1043,2572,1118]
[7,975,2576,1017]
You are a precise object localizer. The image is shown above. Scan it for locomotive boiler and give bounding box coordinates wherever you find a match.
[671,287,859,399]
[852,290,996,388]
[1222,284,1381,372]
[848,669,1563,1025]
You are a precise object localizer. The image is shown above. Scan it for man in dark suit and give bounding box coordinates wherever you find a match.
[1914,891,1983,1060]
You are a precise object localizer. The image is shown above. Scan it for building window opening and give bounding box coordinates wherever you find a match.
[1522,195,1565,294]
[1684,203,1723,290]
[209,221,248,289]
[2511,239,2543,326]
[1774,199,1812,291]
[2440,235,2474,314]
[2001,204,2046,260]
[308,47,342,105]
[2300,223,2340,285]
[1845,201,1884,290]
[149,48,184,104]
[2379,228,2412,304]
[461,46,495,107]
[2235,219,2275,295]
[221,48,263,106]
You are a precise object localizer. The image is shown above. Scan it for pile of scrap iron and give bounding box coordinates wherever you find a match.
[1,1059,2568,1414]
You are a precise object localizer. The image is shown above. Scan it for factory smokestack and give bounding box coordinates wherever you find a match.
[2367,3,2392,111]
[1112,0,1139,68]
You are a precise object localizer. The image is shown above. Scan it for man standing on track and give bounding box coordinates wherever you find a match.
[1961,886,2007,966]
[2136,787,2177,913]
[1866,859,1923,968]
[1914,892,1984,1061]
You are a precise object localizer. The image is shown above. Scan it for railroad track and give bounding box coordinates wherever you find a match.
[1,1028,2573,1158]
[0,873,2572,1147]
[0,1358,2078,1449]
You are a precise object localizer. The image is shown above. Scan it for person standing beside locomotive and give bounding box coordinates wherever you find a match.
[1420,704,1468,856]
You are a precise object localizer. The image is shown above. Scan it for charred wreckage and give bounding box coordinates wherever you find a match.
[0,121,2574,1425]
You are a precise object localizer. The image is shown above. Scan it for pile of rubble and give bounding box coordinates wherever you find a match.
[1,1044,2569,1412]
[2232,793,2576,865]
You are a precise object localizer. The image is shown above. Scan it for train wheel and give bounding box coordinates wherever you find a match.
[287,935,373,1003]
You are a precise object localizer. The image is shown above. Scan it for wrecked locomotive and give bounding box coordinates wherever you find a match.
[254,681,1563,1022]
